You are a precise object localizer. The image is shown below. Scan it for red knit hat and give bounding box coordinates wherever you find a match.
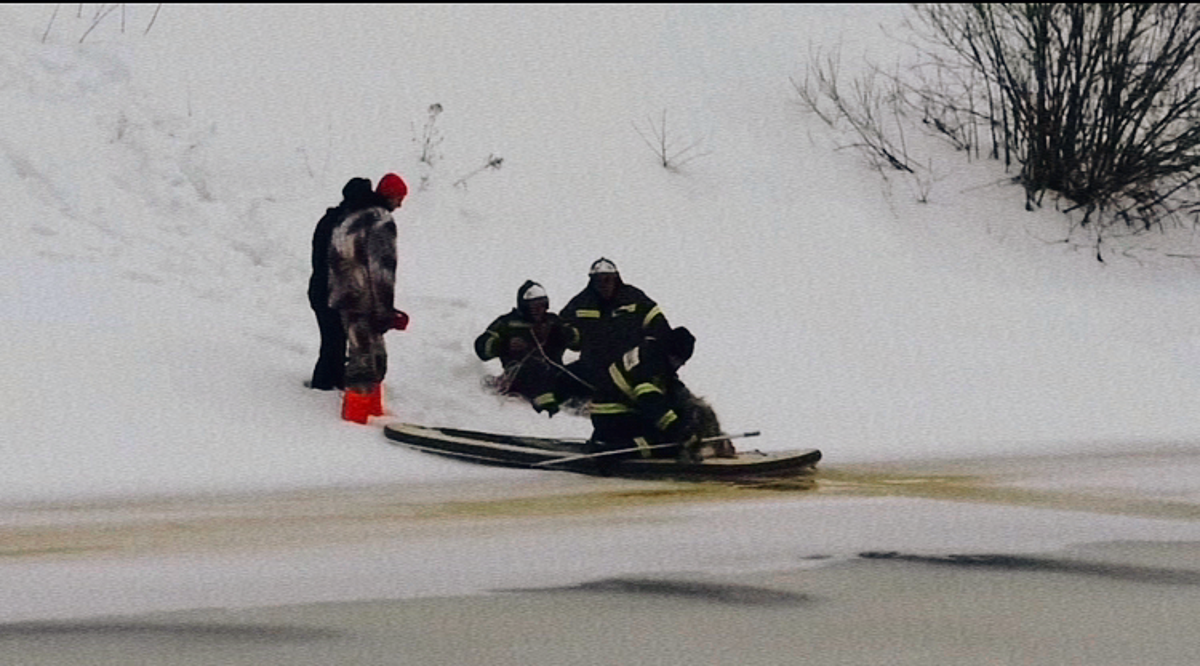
[377,173,408,200]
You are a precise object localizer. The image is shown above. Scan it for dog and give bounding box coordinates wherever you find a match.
[673,382,736,460]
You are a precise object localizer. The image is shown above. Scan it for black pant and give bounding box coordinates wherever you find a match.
[589,411,683,459]
[558,360,598,401]
[588,380,703,460]
[310,304,346,390]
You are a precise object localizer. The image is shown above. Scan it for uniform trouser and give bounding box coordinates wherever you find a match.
[501,359,558,409]
[558,360,598,401]
[589,380,713,460]
[589,411,680,460]
[501,359,585,412]
[310,304,346,390]
[342,312,388,391]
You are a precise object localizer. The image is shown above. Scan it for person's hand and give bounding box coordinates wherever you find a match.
[675,434,702,463]
[547,325,569,349]
[371,312,393,334]
[663,416,689,441]
[663,420,699,460]
[392,309,410,331]
[508,337,528,355]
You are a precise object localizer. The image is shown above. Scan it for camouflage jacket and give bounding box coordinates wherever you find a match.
[327,204,397,328]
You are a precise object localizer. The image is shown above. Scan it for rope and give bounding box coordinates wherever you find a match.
[496,347,537,394]
[530,325,595,392]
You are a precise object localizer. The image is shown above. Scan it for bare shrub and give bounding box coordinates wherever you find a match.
[633,109,710,171]
[43,3,163,44]
[453,154,504,189]
[415,103,444,167]
[793,48,916,174]
[909,3,1200,232]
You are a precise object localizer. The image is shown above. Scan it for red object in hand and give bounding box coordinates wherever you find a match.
[392,310,410,331]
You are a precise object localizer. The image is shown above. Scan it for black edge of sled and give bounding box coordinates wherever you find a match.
[383,423,821,480]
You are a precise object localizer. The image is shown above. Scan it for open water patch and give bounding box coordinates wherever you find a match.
[0,620,344,644]
[859,551,1200,585]
[505,577,814,607]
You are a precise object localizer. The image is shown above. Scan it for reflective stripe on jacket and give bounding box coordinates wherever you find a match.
[595,342,680,435]
[561,283,671,378]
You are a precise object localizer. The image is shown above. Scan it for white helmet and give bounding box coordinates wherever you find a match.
[588,257,619,275]
[521,283,548,301]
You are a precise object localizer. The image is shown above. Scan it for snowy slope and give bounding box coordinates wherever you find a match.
[4,4,1200,504]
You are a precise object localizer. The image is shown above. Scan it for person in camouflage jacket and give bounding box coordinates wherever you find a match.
[327,173,407,394]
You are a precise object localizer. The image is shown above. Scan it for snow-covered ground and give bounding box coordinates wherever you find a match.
[4,9,1200,658]
[5,4,1200,505]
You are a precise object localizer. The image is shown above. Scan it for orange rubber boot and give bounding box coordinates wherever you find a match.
[366,382,385,417]
[341,387,372,424]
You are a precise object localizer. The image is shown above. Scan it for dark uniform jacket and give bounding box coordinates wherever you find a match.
[560,280,671,384]
[474,281,581,411]
[589,338,687,456]
[474,308,578,368]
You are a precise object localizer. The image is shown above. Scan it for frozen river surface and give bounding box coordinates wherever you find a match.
[2,448,1200,665]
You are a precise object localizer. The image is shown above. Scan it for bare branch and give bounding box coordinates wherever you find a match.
[78,3,119,44]
[42,4,61,43]
[453,154,504,189]
[904,3,1200,237]
[633,109,711,171]
[144,4,162,36]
